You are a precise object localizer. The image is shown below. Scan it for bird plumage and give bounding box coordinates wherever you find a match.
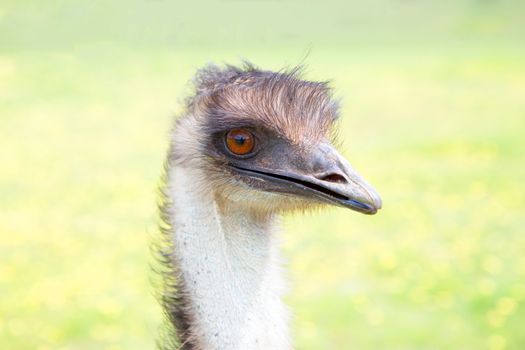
[154,62,381,350]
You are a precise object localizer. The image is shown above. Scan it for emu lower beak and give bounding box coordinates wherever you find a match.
[231,143,382,215]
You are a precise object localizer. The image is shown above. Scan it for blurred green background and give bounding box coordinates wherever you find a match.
[1,0,524,349]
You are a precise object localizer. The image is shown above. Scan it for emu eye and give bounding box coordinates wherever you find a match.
[225,128,255,155]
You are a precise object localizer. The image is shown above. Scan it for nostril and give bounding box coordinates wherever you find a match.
[318,173,348,184]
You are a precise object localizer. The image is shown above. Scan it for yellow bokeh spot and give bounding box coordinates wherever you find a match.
[511,283,525,301]
[366,309,385,326]
[496,297,517,317]
[488,334,507,350]
[97,297,123,317]
[478,278,496,296]
[434,291,452,308]
[470,181,487,198]
[379,252,398,271]
[486,310,504,328]
[89,324,120,341]
[300,320,319,340]
[482,256,502,274]
[107,346,123,350]
[410,288,429,304]
[354,294,367,305]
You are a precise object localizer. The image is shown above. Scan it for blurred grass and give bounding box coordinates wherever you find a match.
[1,1,525,349]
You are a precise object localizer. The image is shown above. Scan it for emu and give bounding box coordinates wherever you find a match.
[155,63,381,350]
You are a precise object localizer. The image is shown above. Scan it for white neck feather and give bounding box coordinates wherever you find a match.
[168,165,291,350]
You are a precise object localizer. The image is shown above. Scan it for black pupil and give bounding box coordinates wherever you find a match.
[234,135,246,145]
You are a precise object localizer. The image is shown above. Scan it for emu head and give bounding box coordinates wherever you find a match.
[170,63,381,215]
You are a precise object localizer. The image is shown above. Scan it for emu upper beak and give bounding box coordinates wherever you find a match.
[230,142,382,215]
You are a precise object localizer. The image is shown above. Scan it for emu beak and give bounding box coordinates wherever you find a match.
[230,142,382,215]
[306,142,382,214]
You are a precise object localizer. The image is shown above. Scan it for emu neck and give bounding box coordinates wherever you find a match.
[169,165,290,350]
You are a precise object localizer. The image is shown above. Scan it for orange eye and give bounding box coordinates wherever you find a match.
[225,128,255,155]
